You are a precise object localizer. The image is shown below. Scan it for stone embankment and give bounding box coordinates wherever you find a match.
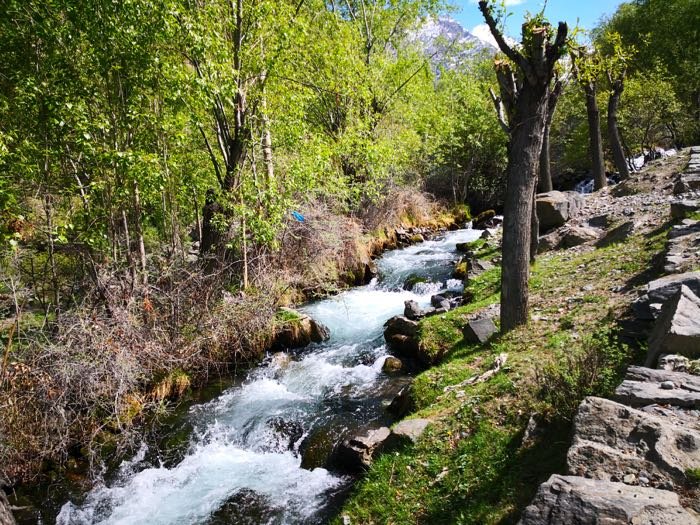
[520,148,700,524]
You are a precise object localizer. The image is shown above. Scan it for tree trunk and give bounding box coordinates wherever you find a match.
[538,126,553,193]
[538,80,562,193]
[501,87,548,331]
[607,78,629,179]
[584,85,607,190]
[530,184,539,262]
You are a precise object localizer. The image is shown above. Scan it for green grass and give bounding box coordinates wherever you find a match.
[335,228,669,525]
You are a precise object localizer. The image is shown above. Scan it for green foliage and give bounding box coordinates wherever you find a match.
[537,325,631,421]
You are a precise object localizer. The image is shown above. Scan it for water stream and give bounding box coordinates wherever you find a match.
[56,227,481,525]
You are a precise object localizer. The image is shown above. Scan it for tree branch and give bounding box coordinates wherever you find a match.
[478,1,529,76]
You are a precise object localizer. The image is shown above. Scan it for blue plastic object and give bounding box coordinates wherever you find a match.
[291,211,305,222]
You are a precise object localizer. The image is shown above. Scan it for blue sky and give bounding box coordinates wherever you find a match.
[451,0,626,45]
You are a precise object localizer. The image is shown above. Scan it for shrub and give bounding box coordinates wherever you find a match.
[536,326,631,421]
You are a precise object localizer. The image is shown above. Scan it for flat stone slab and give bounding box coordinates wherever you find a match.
[567,397,700,489]
[614,366,700,409]
[518,475,697,525]
[391,418,431,444]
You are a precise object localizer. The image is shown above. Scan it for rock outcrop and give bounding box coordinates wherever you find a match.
[665,220,700,274]
[518,475,697,525]
[646,285,700,367]
[632,271,700,320]
[567,397,700,488]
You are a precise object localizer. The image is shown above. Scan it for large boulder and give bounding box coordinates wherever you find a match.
[273,308,330,349]
[567,397,700,489]
[646,285,700,367]
[472,209,496,229]
[518,475,697,525]
[632,272,700,320]
[536,191,584,232]
[0,492,16,525]
[614,366,700,409]
[335,427,391,471]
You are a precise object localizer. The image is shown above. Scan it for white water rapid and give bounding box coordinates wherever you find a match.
[57,227,481,525]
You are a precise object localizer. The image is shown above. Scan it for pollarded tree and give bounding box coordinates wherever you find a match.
[478,1,568,331]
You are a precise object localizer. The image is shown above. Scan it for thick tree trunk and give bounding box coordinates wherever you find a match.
[501,87,548,331]
[584,85,607,190]
[607,80,629,179]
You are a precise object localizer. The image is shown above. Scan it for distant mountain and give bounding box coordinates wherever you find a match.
[411,16,496,70]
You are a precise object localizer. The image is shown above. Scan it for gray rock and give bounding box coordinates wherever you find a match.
[588,214,611,228]
[463,317,497,344]
[659,354,691,373]
[562,226,600,247]
[336,427,391,471]
[387,384,413,417]
[467,259,494,278]
[665,221,700,274]
[536,191,584,231]
[538,229,564,253]
[0,492,16,525]
[404,300,424,320]
[646,285,700,367]
[384,315,419,337]
[567,397,700,489]
[671,200,700,220]
[430,294,451,311]
[595,220,635,248]
[632,271,700,320]
[390,418,431,444]
[614,366,700,409]
[518,474,697,525]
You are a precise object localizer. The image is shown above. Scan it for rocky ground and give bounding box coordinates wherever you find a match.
[337,147,700,524]
[519,147,700,523]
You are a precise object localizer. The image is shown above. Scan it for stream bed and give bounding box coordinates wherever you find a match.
[52,227,481,525]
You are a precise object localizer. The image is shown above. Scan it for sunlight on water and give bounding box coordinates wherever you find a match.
[57,227,481,525]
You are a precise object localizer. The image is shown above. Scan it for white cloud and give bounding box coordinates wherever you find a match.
[471,23,499,48]
[471,23,518,49]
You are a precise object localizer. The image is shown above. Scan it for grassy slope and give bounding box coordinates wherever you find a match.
[335,225,669,525]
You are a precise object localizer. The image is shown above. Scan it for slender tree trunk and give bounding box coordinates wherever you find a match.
[584,85,607,190]
[132,183,148,285]
[607,78,629,179]
[122,209,136,285]
[538,127,553,193]
[530,184,539,262]
[501,87,548,331]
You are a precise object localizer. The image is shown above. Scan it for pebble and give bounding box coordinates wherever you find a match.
[660,380,675,390]
[623,473,636,484]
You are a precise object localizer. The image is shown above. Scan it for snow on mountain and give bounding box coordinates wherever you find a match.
[411,16,496,70]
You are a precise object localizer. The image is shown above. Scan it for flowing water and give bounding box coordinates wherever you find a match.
[55,227,481,525]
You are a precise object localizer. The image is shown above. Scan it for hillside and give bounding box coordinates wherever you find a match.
[336,150,700,524]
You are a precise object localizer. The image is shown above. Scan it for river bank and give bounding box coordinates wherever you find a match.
[4,200,476,520]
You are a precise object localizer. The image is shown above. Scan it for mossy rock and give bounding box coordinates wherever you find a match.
[403,274,428,291]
